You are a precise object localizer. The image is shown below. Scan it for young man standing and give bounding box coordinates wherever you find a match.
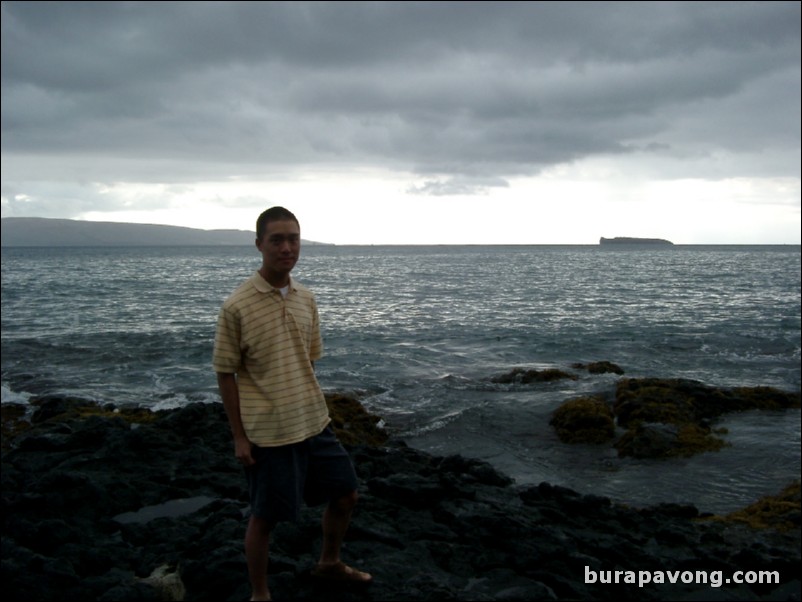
[214,206,371,601]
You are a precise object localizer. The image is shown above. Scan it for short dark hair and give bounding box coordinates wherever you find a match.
[256,206,300,240]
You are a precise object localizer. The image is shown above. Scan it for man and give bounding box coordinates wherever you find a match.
[213,206,371,601]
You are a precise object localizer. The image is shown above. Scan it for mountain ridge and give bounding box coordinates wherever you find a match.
[0,217,329,247]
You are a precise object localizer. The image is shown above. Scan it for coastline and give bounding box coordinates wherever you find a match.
[2,393,800,601]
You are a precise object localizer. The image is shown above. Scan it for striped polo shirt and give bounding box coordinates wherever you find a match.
[213,272,330,446]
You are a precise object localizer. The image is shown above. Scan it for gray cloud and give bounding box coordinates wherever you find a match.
[2,0,800,206]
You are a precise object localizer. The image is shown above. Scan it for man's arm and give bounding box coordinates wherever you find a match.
[217,372,255,466]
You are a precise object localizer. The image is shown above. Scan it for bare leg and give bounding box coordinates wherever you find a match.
[245,515,272,601]
[319,490,358,565]
[312,490,372,583]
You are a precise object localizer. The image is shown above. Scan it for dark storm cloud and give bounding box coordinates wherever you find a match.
[2,1,800,195]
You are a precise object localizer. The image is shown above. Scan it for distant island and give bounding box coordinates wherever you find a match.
[0,217,329,247]
[599,237,674,246]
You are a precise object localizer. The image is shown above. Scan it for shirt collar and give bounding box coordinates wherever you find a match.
[252,271,296,295]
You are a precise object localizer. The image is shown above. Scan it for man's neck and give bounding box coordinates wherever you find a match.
[259,268,290,289]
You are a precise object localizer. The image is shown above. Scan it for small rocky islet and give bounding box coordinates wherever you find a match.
[2,365,800,601]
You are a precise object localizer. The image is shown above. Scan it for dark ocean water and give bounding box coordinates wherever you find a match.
[2,244,800,513]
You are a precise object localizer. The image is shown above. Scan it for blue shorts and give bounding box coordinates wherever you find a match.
[245,425,358,524]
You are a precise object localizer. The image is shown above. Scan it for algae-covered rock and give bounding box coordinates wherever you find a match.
[571,361,625,375]
[614,422,681,458]
[707,481,801,532]
[613,378,800,427]
[610,378,798,459]
[548,378,797,460]
[613,378,704,428]
[614,422,728,458]
[491,367,577,384]
[325,392,389,447]
[550,396,616,444]
[728,386,802,412]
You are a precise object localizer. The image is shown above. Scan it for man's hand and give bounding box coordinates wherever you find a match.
[234,435,255,466]
[217,372,254,466]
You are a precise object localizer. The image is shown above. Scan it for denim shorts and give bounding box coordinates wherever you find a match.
[245,425,358,524]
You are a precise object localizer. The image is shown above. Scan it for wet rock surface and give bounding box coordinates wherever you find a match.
[550,377,801,458]
[2,395,800,601]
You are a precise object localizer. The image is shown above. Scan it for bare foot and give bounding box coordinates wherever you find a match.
[311,561,372,584]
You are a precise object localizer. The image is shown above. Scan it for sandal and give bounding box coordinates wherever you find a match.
[311,561,373,584]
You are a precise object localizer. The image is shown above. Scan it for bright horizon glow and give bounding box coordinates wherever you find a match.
[66,166,801,246]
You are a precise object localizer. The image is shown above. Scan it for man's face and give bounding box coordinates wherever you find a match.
[256,219,301,284]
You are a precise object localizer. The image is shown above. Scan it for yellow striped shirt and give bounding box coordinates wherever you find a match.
[213,272,330,446]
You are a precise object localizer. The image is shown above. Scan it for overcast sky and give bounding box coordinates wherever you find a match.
[2,1,800,244]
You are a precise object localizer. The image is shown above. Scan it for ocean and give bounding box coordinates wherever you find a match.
[2,244,800,514]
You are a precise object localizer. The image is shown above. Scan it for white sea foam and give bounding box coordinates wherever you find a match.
[1,383,31,405]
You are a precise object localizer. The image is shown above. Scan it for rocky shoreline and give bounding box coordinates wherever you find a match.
[2,392,800,601]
